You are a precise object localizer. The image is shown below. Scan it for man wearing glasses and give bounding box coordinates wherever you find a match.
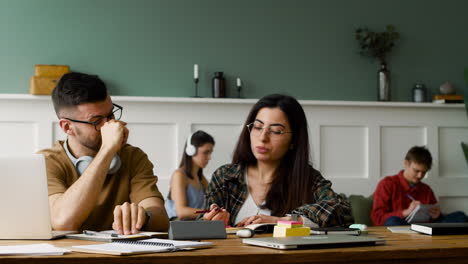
[39,72,169,234]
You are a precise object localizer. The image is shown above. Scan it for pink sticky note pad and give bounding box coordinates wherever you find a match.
[277,220,303,225]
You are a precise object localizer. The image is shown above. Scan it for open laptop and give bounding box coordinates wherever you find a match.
[0,154,75,239]
[243,235,385,249]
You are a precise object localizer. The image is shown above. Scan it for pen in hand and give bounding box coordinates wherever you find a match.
[406,194,416,201]
[195,208,221,214]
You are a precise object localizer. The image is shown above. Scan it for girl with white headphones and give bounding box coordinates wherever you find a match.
[165,130,215,220]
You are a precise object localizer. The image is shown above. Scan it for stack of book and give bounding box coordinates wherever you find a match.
[432,94,464,104]
[411,223,468,235]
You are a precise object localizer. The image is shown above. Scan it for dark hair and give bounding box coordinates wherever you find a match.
[232,94,315,216]
[51,72,108,117]
[179,130,215,180]
[405,146,433,170]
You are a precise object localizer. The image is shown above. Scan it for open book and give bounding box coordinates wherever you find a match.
[66,230,168,242]
[226,223,276,234]
[405,204,439,223]
[71,238,213,256]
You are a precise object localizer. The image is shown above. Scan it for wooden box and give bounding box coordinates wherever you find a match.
[29,64,70,95]
[29,76,61,95]
[34,64,70,78]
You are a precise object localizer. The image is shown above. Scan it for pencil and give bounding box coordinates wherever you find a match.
[406,194,416,201]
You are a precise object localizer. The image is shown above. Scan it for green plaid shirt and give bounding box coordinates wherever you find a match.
[202,164,353,227]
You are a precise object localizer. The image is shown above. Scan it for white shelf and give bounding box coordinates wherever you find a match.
[0,93,464,109]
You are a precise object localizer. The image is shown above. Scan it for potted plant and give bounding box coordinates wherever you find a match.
[355,25,400,101]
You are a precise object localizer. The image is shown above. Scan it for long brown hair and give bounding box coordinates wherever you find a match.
[232,94,316,216]
[179,130,215,180]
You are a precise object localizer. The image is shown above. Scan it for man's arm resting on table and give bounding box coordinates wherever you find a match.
[139,197,169,232]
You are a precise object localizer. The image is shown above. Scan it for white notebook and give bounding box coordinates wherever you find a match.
[71,238,213,255]
[405,204,439,223]
[0,243,70,256]
[66,230,168,242]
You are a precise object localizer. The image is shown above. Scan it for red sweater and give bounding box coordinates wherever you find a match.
[371,170,438,226]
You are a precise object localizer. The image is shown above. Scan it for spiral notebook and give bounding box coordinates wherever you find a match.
[71,238,213,255]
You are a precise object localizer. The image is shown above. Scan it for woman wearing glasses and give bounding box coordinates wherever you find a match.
[165,131,215,220]
[202,94,352,227]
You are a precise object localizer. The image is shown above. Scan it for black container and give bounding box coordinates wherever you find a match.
[212,72,226,98]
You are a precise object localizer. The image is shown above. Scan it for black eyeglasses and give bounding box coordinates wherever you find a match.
[63,103,123,131]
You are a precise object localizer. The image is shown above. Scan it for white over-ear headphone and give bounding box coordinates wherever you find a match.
[64,139,121,175]
[185,132,196,156]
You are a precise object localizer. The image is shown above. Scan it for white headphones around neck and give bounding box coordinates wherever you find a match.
[64,139,121,176]
[185,132,196,156]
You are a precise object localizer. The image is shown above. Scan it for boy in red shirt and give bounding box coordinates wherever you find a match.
[371,146,467,226]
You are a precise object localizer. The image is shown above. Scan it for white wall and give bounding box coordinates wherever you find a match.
[1,94,467,214]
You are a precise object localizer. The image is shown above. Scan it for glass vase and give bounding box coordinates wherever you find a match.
[378,63,391,101]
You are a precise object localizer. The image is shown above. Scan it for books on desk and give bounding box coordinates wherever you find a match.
[71,238,213,256]
[405,204,439,223]
[411,223,468,235]
[66,230,168,242]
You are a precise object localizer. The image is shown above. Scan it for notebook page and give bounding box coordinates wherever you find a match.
[72,242,172,254]
[0,243,70,256]
[72,238,213,255]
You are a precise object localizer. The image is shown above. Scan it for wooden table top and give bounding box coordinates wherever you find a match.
[1,227,468,264]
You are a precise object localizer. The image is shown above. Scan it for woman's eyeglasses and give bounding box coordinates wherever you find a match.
[246,122,292,138]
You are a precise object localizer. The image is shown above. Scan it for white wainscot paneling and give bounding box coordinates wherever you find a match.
[380,126,426,178]
[0,122,38,156]
[320,126,368,179]
[53,122,66,141]
[1,95,466,205]
[439,127,468,178]
[192,124,243,181]
[438,196,468,216]
[127,123,177,198]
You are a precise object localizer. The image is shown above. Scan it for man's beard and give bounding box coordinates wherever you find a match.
[75,127,102,153]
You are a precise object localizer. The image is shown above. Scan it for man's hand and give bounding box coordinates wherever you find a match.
[112,202,148,235]
[402,200,421,218]
[428,205,441,220]
[100,120,128,153]
[202,204,230,226]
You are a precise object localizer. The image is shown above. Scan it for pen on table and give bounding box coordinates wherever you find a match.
[83,230,119,237]
[195,208,221,214]
[406,194,416,201]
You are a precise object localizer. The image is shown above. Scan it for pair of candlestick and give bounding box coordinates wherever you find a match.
[193,64,242,98]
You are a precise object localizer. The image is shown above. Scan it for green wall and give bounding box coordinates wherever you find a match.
[1,0,467,101]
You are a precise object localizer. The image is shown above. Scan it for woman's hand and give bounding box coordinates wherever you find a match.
[236,214,284,227]
[202,204,230,226]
